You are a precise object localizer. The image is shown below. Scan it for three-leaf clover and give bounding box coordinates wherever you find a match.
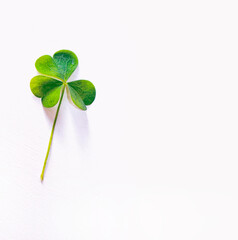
[30,50,96,181]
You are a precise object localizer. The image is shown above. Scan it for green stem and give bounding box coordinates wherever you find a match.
[41,85,66,181]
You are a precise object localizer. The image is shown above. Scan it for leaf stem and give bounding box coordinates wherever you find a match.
[40,85,66,181]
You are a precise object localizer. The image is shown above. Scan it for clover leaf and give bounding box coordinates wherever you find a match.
[30,50,96,181]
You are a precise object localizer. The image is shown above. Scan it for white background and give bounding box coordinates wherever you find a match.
[0,0,238,239]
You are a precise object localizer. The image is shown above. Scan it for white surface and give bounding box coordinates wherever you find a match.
[0,0,238,239]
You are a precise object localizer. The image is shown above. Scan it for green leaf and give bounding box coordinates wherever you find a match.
[30,75,63,98]
[35,50,78,81]
[68,80,96,106]
[42,86,63,108]
[30,50,96,181]
[53,50,78,81]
